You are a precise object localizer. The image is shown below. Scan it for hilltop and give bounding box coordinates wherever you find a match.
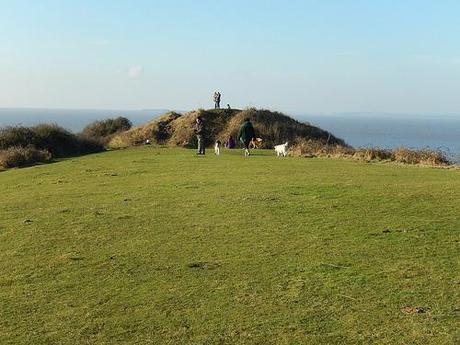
[108,108,346,149]
[0,109,451,170]
[106,108,450,166]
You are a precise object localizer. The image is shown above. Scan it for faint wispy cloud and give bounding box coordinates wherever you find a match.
[128,65,144,79]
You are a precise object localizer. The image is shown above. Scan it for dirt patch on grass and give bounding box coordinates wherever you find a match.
[187,261,221,270]
[401,306,428,314]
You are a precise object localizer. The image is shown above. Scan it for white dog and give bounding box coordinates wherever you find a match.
[274,142,288,157]
[214,140,221,155]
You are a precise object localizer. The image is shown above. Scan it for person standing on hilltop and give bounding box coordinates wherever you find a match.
[237,118,256,156]
[195,116,206,155]
[213,91,221,109]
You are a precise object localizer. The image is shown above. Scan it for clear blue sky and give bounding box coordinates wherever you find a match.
[1,0,459,113]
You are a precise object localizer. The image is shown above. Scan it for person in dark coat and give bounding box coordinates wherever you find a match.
[195,116,205,155]
[237,118,256,156]
[226,135,236,149]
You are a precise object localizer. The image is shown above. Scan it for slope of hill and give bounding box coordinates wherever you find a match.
[109,108,346,149]
[0,147,459,344]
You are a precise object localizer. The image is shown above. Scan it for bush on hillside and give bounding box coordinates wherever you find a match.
[0,146,52,169]
[81,117,132,143]
[392,147,450,166]
[0,124,103,157]
[288,139,354,158]
[353,147,393,161]
[0,124,104,169]
[32,124,101,157]
[0,126,38,149]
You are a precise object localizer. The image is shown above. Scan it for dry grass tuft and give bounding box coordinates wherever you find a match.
[288,139,353,158]
[0,146,52,169]
[289,139,451,166]
[392,147,450,166]
[353,147,393,162]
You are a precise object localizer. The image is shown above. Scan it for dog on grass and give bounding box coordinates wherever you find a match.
[249,137,263,149]
[274,142,288,157]
[214,140,222,155]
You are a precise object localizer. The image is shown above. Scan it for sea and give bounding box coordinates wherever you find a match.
[303,113,460,163]
[1,108,459,163]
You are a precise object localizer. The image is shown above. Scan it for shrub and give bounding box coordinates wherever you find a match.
[288,139,353,158]
[0,146,52,169]
[81,117,132,143]
[0,124,104,168]
[353,147,392,161]
[32,124,80,156]
[75,135,106,155]
[392,147,450,165]
[32,124,103,157]
[0,126,37,149]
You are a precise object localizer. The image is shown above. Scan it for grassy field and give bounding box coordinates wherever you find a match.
[0,147,459,344]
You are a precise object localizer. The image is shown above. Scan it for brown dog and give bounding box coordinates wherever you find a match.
[249,137,263,149]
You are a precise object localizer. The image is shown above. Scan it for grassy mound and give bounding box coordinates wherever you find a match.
[220,108,346,148]
[109,112,182,148]
[168,108,241,147]
[108,108,345,149]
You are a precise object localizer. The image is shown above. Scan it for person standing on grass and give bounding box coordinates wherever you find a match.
[237,118,256,156]
[195,116,205,155]
[226,135,236,149]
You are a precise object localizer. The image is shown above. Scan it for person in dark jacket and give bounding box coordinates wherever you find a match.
[237,118,256,156]
[195,116,205,155]
[226,135,236,149]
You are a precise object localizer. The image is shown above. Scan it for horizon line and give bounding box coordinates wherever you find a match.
[1,106,460,117]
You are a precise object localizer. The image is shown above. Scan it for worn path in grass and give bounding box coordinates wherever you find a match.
[0,147,459,344]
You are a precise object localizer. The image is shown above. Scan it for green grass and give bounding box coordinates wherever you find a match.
[1,147,459,344]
